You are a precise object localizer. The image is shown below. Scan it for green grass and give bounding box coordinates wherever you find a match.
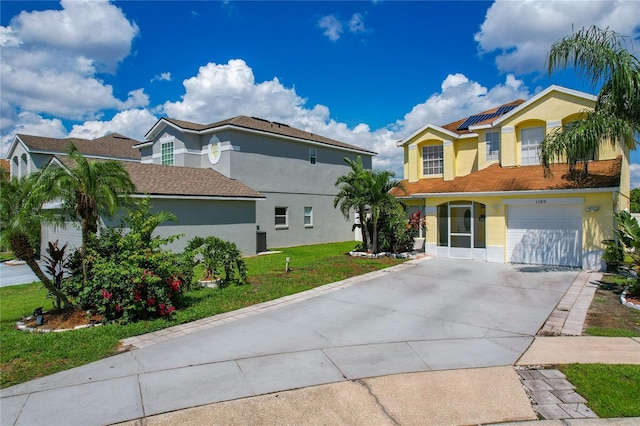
[0,251,17,262]
[0,241,405,388]
[560,364,640,417]
[584,327,639,337]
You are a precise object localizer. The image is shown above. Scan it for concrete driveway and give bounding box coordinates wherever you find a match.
[1,257,578,426]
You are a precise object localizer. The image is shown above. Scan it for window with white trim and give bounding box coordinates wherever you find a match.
[520,126,544,165]
[275,207,288,227]
[161,140,174,165]
[422,145,443,175]
[485,131,500,161]
[309,149,317,165]
[304,207,313,227]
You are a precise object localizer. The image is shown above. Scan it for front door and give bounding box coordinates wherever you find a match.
[449,203,473,258]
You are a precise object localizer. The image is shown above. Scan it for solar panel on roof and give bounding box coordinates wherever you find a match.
[457,104,519,131]
[496,105,517,115]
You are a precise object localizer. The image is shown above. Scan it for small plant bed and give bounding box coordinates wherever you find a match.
[17,309,104,332]
[584,274,640,337]
[559,364,640,418]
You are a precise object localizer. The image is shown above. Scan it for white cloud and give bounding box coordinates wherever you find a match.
[318,15,343,41]
[475,0,640,74]
[349,13,366,33]
[1,112,67,154]
[320,12,369,41]
[69,109,158,142]
[0,0,146,123]
[151,72,172,82]
[396,73,533,139]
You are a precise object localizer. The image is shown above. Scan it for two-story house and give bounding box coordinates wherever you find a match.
[393,85,630,270]
[7,117,375,256]
[137,115,376,250]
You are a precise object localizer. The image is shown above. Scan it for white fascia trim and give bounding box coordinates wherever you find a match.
[5,135,25,159]
[458,133,479,139]
[132,194,265,201]
[397,124,461,147]
[469,124,492,131]
[397,186,619,199]
[492,85,597,127]
[134,141,153,148]
[144,119,201,141]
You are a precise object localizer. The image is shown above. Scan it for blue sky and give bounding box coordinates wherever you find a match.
[1,0,639,184]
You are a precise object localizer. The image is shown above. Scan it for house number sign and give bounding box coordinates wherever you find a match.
[536,199,547,204]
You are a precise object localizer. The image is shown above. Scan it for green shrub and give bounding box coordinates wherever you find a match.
[66,199,194,322]
[186,236,247,286]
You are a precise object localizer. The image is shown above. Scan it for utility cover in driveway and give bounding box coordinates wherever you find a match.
[507,204,582,267]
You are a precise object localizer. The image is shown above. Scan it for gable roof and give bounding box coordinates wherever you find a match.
[53,156,264,199]
[397,85,598,147]
[142,115,377,155]
[391,157,621,197]
[10,133,141,161]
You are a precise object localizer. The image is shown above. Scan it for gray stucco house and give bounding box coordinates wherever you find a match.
[7,116,375,255]
[138,116,376,249]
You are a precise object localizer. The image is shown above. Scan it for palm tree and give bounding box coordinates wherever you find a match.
[334,156,405,253]
[334,157,371,248]
[363,169,405,254]
[0,170,71,307]
[43,144,135,286]
[45,143,136,256]
[541,26,639,175]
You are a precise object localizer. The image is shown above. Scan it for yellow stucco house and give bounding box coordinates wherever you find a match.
[393,85,630,270]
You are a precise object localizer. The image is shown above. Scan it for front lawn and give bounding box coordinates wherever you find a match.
[560,364,640,417]
[0,241,406,388]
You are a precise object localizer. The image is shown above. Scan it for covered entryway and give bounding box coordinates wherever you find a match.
[506,199,582,267]
[437,201,486,260]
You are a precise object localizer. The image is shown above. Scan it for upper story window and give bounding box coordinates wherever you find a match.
[161,140,174,166]
[309,149,317,165]
[485,131,500,161]
[520,126,544,165]
[422,145,443,175]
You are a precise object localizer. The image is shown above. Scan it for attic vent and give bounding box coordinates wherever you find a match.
[457,104,518,131]
[251,117,271,123]
[272,122,290,128]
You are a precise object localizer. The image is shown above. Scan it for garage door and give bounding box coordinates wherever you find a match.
[507,204,582,267]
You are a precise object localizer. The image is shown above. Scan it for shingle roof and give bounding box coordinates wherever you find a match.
[146,116,376,154]
[440,100,526,135]
[54,156,264,199]
[16,133,141,160]
[392,157,622,197]
[0,159,9,172]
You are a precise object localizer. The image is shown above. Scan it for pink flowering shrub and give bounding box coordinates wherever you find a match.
[71,199,194,322]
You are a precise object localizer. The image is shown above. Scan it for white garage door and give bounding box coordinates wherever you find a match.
[507,204,582,267]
